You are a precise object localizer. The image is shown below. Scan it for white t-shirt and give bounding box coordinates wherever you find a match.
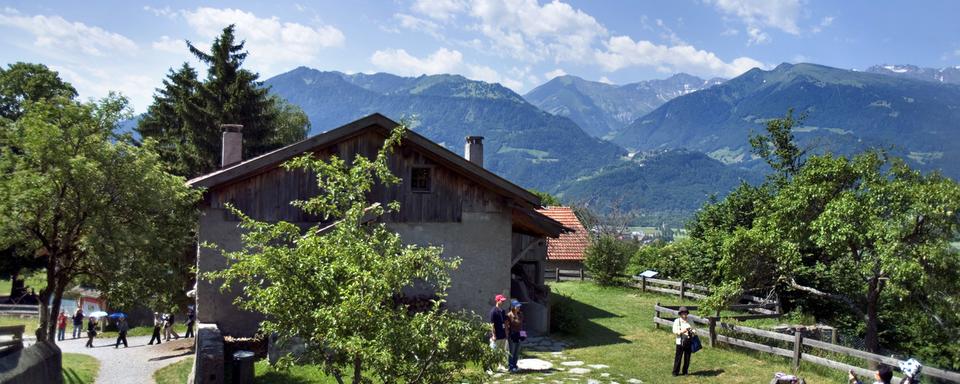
[672,317,693,345]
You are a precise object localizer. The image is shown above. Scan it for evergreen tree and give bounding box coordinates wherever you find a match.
[137,24,309,177]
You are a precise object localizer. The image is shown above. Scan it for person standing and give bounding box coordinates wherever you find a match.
[148,312,163,345]
[84,317,96,348]
[506,299,526,373]
[185,306,195,338]
[164,312,180,341]
[72,307,84,339]
[488,294,509,370]
[56,310,68,341]
[671,306,695,376]
[114,317,128,348]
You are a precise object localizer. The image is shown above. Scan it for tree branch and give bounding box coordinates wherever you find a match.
[785,277,864,318]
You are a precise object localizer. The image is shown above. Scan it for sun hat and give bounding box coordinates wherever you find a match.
[495,294,507,303]
[678,306,690,315]
[511,299,522,308]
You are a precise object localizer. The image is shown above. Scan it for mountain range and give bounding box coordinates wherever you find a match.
[865,64,960,85]
[523,73,723,139]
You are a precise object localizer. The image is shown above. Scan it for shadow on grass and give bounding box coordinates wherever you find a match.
[255,370,318,384]
[553,291,629,348]
[690,369,725,377]
[62,368,83,384]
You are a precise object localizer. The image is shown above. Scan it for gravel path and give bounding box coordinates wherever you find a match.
[55,334,194,384]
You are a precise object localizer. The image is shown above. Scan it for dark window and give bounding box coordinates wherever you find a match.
[411,167,432,193]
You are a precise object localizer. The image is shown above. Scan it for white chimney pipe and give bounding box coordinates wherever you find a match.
[465,136,483,167]
[221,124,243,168]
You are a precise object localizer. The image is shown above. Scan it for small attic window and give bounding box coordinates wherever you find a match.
[411,167,432,193]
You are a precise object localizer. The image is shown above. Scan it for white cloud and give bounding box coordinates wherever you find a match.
[467,0,607,63]
[811,16,834,33]
[393,13,444,40]
[595,35,766,78]
[151,35,186,54]
[51,65,157,109]
[598,76,613,84]
[181,7,344,73]
[721,27,739,36]
[0,8,137,56]
[143,5,177,19]
[707,0,801,34]
[467,64,524,89]
[746,27,769,45]
[370,48,463,76]
[412,0,467,21]
[544,68,567,79]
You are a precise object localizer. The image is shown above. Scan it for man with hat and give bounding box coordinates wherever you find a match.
[672,306,695,376]
[489,294,509,369]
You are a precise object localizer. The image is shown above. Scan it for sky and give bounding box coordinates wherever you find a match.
[2,0,959,113]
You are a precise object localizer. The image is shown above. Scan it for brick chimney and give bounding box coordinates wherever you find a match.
[465,136,483,167]
[221,124,243,168]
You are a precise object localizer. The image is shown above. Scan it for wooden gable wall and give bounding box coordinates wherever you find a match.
[206,130,507,223]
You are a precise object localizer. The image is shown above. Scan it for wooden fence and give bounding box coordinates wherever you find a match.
[0,324,25,354]
[0,304,40,316]
[653,304,960,383]
[544,268,589,282]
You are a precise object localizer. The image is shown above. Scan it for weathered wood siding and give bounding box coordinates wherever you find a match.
[206,131,505,223]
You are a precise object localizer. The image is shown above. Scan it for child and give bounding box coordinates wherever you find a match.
[56,310,67,341]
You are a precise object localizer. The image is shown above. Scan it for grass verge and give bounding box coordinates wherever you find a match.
[154,356,195,384]
[62,352,99,384]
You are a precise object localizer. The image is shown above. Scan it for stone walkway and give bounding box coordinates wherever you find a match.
[489,337,644,384]
[54,334,194,384]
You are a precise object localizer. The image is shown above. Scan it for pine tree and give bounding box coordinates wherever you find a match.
[137,63,206,176]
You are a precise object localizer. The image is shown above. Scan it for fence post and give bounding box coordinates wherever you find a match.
[708,317,717,347]
[792,328,803,372]
[555,268,560,282]
[679,280,686,300]
[655,301,661,330]
[641,276,647,292]
[579,268,584,281]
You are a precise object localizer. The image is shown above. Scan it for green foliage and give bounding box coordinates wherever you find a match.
[138,25,309,177]
[0,93,200,341]
[583,235,633,286]
[0,62,77,121]
[548,293,582,335]
[680,111,960,366]
[206,123,498,384]
[529,189,561,206]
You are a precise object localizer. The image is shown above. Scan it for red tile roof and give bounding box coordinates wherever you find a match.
[536,206,590,261]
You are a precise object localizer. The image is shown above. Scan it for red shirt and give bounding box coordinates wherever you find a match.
[57,313,67,329]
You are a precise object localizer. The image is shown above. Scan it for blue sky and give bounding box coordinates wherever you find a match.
[2,0,959,113]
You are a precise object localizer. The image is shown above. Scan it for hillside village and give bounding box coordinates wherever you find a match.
[2,2,960,384]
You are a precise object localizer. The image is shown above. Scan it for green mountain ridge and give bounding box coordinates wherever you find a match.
[611,63,960,179]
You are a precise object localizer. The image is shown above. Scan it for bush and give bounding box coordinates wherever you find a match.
[549,294,581,335]
[583,235,633,286]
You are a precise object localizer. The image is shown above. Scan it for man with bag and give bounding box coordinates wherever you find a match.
[672,306,697,376]
[488,294,509,370]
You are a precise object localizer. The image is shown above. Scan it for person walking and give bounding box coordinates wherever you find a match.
[185,306,195,338]
[164,312,180,341]
[114,317,128,348]
[671,306,695,376]
[148,312,163,345]
[84,317,97,348]
[56,310,68,341]
[488,294,509,370]
[506,299,526,373]
[848,365,894,384]
[72,307,84,339]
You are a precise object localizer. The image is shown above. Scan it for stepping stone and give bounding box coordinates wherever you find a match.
[628,379,643,384]
[560,361,584,366]
[587,379,601,384]
[551,351,563,356]
[601,373,610,377]
[588,364,609,369]
[568,368,591,374]
[518,358,553,371]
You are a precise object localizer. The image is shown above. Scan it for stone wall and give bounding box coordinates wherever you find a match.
[0,341,63,384]
[189,323,225,384]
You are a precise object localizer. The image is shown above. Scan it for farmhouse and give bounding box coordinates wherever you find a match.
[536,206,590,271]
[188,113,567,340]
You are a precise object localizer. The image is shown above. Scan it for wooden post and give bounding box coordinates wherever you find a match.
[555,268,560,282]
[579,268,584,281]
[792,328,803,372]
[708,317,717,347]
[655,301,661,330]
[641,276,647,292]
[679,280,686,300]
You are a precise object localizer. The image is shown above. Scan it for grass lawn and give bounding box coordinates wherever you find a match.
[62,352,99,384]
[0,315,39,335]
[255,360,341,384]
[97,323,189,339]
[154,356,194,384]
[535,281,845,384]
[0,270,48,295]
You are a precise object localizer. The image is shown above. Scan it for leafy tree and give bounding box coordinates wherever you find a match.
[583,235,634,285]
[207,123,498,383]
[529,189,561,206]
[137,25,309,177]
[0,62,77,121]
[0,94,200,341]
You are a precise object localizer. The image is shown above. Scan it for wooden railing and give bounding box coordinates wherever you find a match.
[0,304,40,316]
[0,325,25,354]
[544,268,589,282]
[653,304,960,383]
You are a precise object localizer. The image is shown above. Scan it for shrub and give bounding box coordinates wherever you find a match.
[583,235,633,286]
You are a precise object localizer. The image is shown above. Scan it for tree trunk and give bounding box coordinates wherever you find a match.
[35,255,56,341]
[864,276,881,360]
[352,355,362,384]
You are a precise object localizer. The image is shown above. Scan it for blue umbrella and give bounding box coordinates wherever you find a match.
[108,312,126,319]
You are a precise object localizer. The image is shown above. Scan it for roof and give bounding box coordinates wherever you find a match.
[188,113,567,237]
[536,206,590,261]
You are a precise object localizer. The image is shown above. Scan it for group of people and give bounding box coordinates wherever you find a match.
[54,305,196,348]
[488,294,526,373]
